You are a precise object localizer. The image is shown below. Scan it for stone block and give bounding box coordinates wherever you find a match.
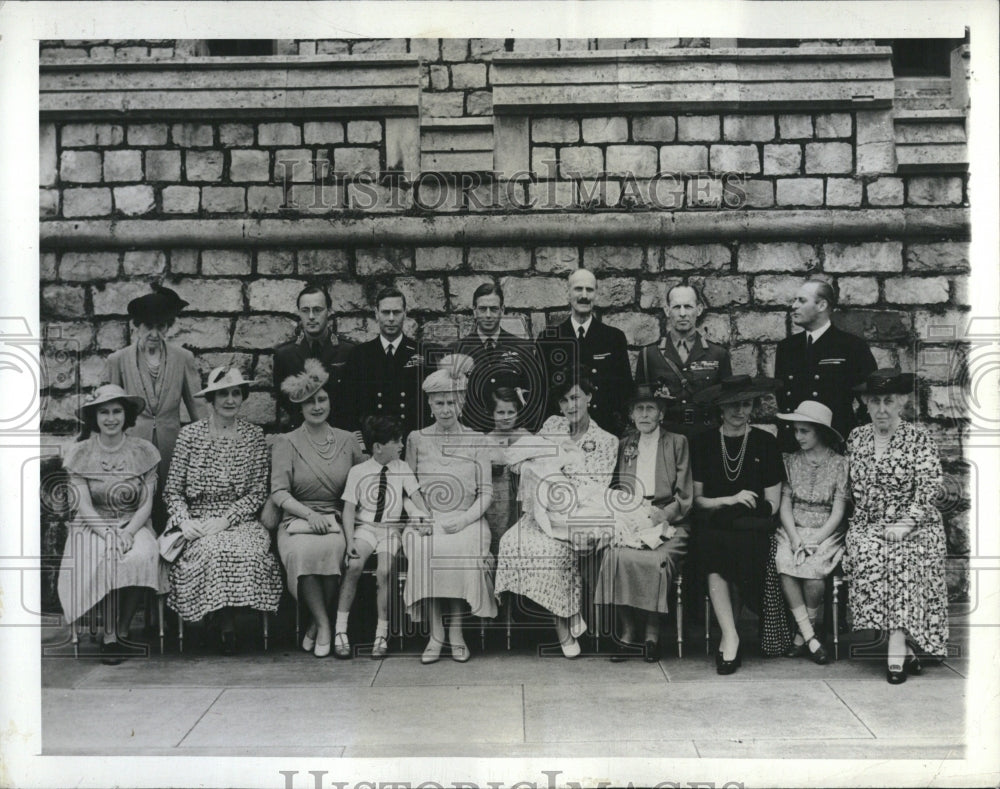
[40,124,57,187]
[113,185,155,215]
[912,309,969,341]
[334,148,380,177]
[606,145,657,177]
[247,186,287,213]
[751,275,801,307]
[423,91,465,118]
[248,279,308,312]
[352,38,407,55]
[346,121,380,144]
[44,348,78,390]
[171,123,214,147]
[258,123,301,147]
[905,242,969,273]
[60,252,120,281]
[734,311,787,342]
[170,249,199,275]
[659,145,708,172]
[169,278,244,313]
[698,275,749,306]
[103,150,143,182]
[513,39,558,52]
[127,123,170,146]
[279,247,340,277]
[230,150,270,182]
[173,316,234,349]
[532,118,579,144]
[736,178,775,208]
[283,183,340,212]
[856,141,895,175]
[185,150,224,182]
[534,246,579,274]
[411,247,460,272]
[202,250,251,276]
[638,279,681,310]
[393,277,446,311]
[45,320,94,349]
[739,242,818,273]
[327,281,368,312]
[826,178,863,206]
[42,285,86,318]
[466,90,493,116]
[450,63,487,89]
[866,177,904,206]
[316,40,350,55]
[560,146,604,178]
[823,242,903,273]
[145,149,181,181]
[162,186,201,213]
[686,176,725,208]
[61,123,123,147]
[778,114,813,139]
[710,144,760,173]
[40,252,57,281]
[762,144,801,175]
[499,276,567,309]
[304,122,345,145]
[729,343,759,376]
[220,123,255,146]
[468,247,531,273]
[723,115,775,141]
[123,251,166,276]
[837,309,911,342]
[604,312,660,346]
[884,277,950,305]
[60,151,102,183]
[633,116,676,143]
[907,176,963,206]
[815,113,852,138]
[62,187,112,218]
[232,315,297,349]
[355,247,413,275]
[428,65,450,90]
[594,277,636,308]
[196,352,254,378]
[240,392,276,426]
[446,276,490,312]
[775,178,824,206]
[677,115,720,142]
[91,280,153,315]
[837,276,879,306]
[469,38,504,58]
[40,189,59,219]
[532,147,558,179]
[583,245,645,272]
[411,38,441,60]
[582,117,628,143]
[257,249,294,275]
[805,142,852,174]
[527,180,575,211]
[656,243,729,272]
[200,187,245,213]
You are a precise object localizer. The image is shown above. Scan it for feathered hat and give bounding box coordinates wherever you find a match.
[280,358,329,403]
[422,353,474,394]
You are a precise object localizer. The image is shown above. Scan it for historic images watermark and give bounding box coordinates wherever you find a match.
[277,770,745,789]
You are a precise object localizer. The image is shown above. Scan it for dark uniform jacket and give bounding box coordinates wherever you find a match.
[537,317,633,436]
[453,329,545,433]
[774,323,877,449]
[635,333,731,436]
[273,332,355,429]
[340,335,431,441]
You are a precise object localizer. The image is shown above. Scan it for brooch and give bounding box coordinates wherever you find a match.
[581,439,596,453]
[622,442,638,462]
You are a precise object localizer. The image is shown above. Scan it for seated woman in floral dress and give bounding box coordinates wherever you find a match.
[484,386,531,556]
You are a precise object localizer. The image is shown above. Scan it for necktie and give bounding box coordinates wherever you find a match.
[485,339,495,353]
[577,326,585,341]
[374,465,388,522]
[677,339,689,362]
[806,333,813,356]
[386,344,394,360]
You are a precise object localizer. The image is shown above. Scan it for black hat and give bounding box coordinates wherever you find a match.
[627,382,674,410]
[127,285,188,325]
[693,374,779,406]
[852,368,916,395]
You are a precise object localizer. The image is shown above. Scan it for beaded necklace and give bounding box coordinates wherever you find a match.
[719,425,750,482]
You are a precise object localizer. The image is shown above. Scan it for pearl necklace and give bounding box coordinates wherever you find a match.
[304,425,337,459]
[720,425,750,482]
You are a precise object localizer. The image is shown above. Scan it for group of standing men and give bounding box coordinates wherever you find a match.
[274,268,878,451]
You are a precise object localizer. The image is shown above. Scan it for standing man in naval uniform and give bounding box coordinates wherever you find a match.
[273,284,355,432]
[452,282,544,433]
[341,286,430,449]
[635,283,731,437]
[774,278,877,451]
[536,268,633,436]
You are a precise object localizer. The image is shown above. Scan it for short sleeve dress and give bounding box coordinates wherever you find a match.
[57,435,166,622]
[270,426,365,597]
[402,425,498,622]
[774,450,849,579]
[164,418,284,621]
[483,428,530,556]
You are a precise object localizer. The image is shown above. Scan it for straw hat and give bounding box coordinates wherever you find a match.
[280,359,329,404]
[776,400,844,445]
[852,368,916,395]
[693,374,779,406]
[79,384,145,419]
[127,285,188,325]
[195,365,254,397]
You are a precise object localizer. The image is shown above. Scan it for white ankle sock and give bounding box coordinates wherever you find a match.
[791,605,816,642]
[375,619,389,639]
[335,612,349,634]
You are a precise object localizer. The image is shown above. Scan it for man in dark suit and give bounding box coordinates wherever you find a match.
[536,268,633,436]
[341,286,432,446]
[774,278,877,450]
[453,282,545,433]
[273,284,355,432]
[635,283,732,437]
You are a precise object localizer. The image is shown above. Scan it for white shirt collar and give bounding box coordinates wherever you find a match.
[380,335,403,353]
[477,329,501,344]
[570,316,594,337]
[807,321,832,343]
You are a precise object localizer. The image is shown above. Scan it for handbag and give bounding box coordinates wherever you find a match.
[157,529,187,562]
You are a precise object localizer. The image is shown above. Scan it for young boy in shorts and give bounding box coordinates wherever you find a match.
[334,416,430,659]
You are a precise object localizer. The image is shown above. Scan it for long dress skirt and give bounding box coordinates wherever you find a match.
[594,527,688,614]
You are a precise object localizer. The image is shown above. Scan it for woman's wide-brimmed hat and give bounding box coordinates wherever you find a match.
[195,365,255,397]
[79,384,145,418]
[627,381,674,411]
[776,400,844,446]
[693,374,779,406]
[127,284,188,325]
[280,358,329,404]
[852,367,916,395]
[422,353,473,394]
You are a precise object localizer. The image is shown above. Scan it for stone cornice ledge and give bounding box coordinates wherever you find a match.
[41,209,969,249]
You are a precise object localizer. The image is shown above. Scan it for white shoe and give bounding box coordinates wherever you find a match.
[560,636,581,659]
[301,625,317,653]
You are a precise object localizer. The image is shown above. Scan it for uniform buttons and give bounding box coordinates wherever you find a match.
[814,374,820,380]
[786,390,792,396]
[812,391,818,396]
[789,374,794,380]
[591,369,597,375]
[377,404,383,409]
[377,392,383,398]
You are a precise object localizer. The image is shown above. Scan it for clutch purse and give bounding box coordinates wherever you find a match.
[157,529,187,562]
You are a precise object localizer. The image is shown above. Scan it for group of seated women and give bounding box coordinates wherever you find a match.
[58,351,948,685]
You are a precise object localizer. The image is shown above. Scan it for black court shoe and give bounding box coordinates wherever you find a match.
[716,642,742,675]
[807,638,829,665]
[886,663,907,684]
[643,640,660,663]
[904,653,924,676]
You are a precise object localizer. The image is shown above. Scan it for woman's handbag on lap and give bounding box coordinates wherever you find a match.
[157,529,187,562]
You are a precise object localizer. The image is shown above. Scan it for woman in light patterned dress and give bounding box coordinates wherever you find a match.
[163,366,283,655]
[495,378,619,658]
[843,369,948,684]
[484,387,531,556]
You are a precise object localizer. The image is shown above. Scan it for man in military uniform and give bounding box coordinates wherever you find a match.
[536,268,633,436]
[341,286,430,448]
[273,284,355,432]
[774,278,877,451]
[635,283,731,437]
[452,282,544,433]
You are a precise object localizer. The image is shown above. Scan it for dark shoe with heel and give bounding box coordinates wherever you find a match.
[100,640,123,666]
[904,654,923,676]
[784,641,808,658]
[807,638,829,665]
[716,641,742,675]
[643,640,660,663]
[887,664,907,684]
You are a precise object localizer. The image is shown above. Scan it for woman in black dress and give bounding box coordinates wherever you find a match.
[690,376,785,675]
